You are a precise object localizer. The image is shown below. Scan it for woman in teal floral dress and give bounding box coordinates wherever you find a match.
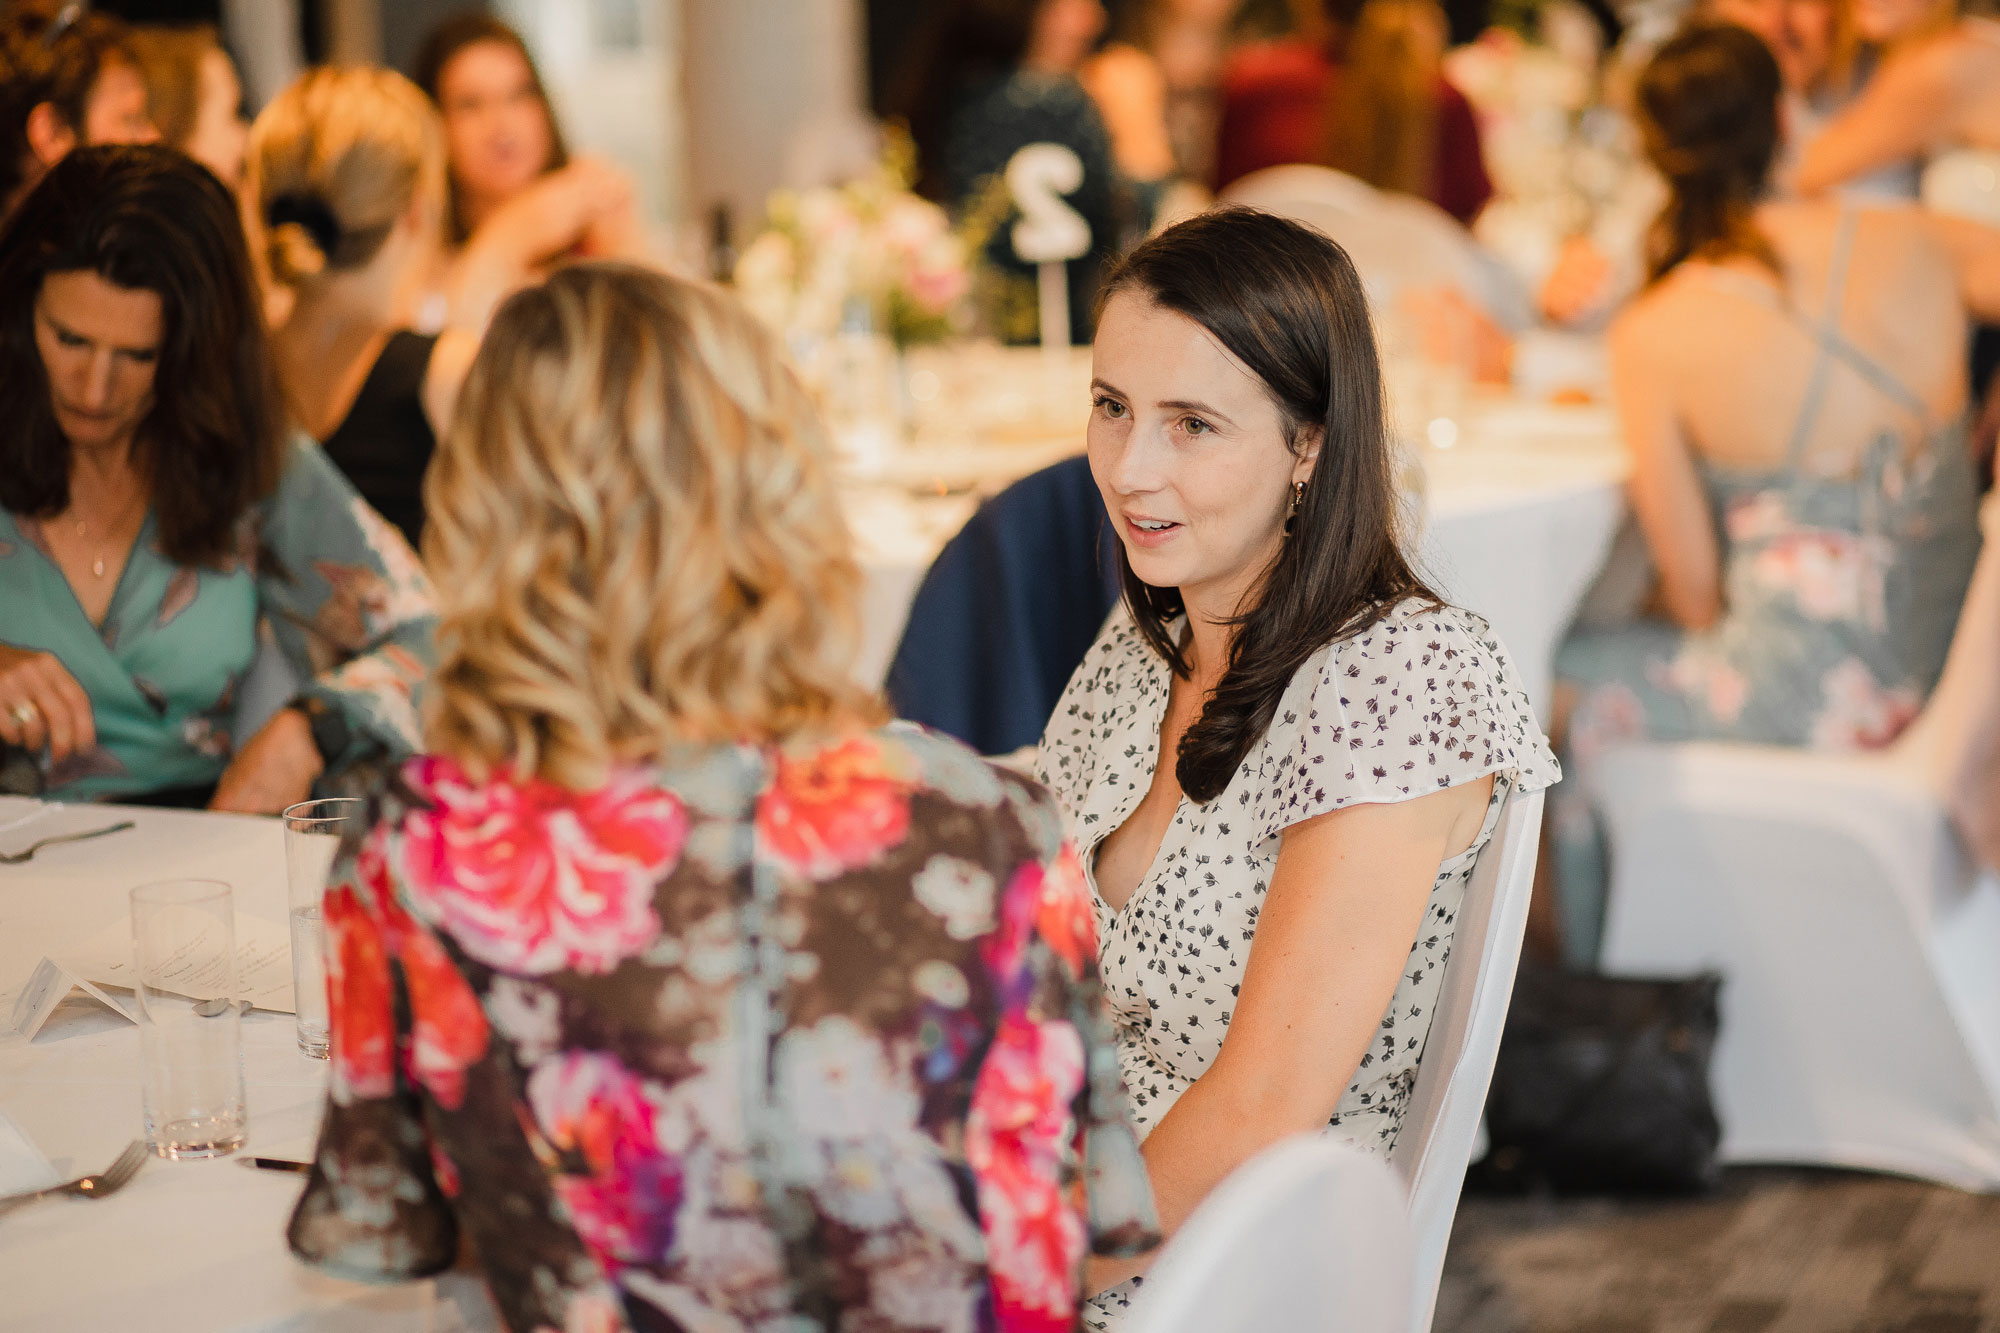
[0,146,433,811]
[1552,27,1999,961]
[288,264,1156,1331]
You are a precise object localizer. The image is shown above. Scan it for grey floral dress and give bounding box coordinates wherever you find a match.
[0,436,434,801]
[1553,209,1984,962]
[1035,598,1559,1329]
[288,725,1158,1332]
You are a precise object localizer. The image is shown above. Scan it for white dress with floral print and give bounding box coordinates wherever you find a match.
[1036,598,1559,1329]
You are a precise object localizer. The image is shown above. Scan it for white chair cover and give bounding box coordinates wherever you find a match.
[1593,503,2000,1189]
[1219,165,1535,331]
[1390,787,1544,1331]
[1122,1135,1414,1333]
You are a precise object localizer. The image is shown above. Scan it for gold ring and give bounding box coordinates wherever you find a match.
[8,700,36,730]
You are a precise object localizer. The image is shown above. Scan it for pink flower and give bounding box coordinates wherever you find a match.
[1749,530,1887,626]
[527,1051,683,1268]
[967,1016,1088,1331]
[1809,659,1920,750]
[984,852,1096,986]
[399,757,688,976]
[756,737,914,878]
[1569,680,1648,762]
[1652,649,1750,726]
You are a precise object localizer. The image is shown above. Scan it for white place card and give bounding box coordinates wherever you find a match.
[8,956,137,1040]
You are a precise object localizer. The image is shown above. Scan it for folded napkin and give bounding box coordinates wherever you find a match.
[0,1108,58,1195]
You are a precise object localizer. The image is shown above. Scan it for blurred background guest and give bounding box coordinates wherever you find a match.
[411,9,645,329]
[289,262,1155,1328]
[1100,0,1239,187]
[124,21,247,187]
[0,145,432,812]
[1547,25,2000,961]
[248,66,478,550]
[1794,0,2000,201]
[0,2,156,214]
[891,0,1163,341]
[1216,0,1491,223]
[1324,0,1492,222]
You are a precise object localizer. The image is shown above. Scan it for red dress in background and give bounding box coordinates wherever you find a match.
[1214,39,1494,225]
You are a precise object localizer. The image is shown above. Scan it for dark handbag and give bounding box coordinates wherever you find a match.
[1474,966,1725,1194]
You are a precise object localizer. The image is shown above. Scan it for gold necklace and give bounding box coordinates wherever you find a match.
[69,490,145,580]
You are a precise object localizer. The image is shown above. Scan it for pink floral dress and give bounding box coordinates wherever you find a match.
[1553,208,1983,962]
[287,726,1157,1332]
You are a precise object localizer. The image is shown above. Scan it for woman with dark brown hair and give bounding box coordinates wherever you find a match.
[1034,206,1557,1327]
[411,10,644,329]
[0,145,434,811]
[1549,24,2000,962]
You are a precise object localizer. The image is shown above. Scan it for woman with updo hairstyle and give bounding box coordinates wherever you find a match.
[0,145,434,811]
[1548,23,2000,963]
[287,263,1158,1329]
[1032,206,1556,1327]
[248,66,489,550]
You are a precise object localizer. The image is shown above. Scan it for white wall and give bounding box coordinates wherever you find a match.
[680,0,877,238]
[498,0,687,238]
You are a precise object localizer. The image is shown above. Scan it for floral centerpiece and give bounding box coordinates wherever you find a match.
[734,135,971,352]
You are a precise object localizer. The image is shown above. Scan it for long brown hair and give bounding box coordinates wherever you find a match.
[1101,208,1439,803]
[1637,24,1782,283]
[0,144,284,567]
[412,11,570,243]
[1321,0,1445,199]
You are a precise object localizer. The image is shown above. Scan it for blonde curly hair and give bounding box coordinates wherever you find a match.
[246,66,445,287]
[423,263,882,787]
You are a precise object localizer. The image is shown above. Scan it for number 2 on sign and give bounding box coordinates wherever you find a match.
[1006,143,1091,265]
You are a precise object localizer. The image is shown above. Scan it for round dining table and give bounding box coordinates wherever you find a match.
[0,797,496,1332]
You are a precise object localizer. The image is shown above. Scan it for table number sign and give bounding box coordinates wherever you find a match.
[1005,142,1091,354]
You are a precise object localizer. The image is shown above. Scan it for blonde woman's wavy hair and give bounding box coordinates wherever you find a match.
[245,66,445,287]
[423,263,882,788]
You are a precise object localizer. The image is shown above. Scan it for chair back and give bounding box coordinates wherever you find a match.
[1389,786,1543,1331]
[1123,1135,1414,1333]
[885,455,1120,755]
[1894,493,2000,872]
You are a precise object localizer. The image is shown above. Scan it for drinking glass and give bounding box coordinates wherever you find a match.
[282,797,363,1058]
[131,879,246,1158]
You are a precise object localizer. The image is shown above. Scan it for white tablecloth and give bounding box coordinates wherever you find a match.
[850,394,1630,723]
[0,799,492,1333]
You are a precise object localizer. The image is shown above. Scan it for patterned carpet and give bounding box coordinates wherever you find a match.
[1436,1169,2000,1332]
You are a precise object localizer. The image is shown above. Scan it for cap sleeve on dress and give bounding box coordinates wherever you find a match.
[1250,601,1560,847]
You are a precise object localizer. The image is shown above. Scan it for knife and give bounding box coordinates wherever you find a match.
[237,1156,311,1174]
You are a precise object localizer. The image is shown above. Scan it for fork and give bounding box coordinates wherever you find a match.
[0,820,136,865]
[0,1140,148,1218]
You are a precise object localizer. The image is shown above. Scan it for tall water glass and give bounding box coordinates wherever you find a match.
[283,798,363,1058]
[131,879,247,1158]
